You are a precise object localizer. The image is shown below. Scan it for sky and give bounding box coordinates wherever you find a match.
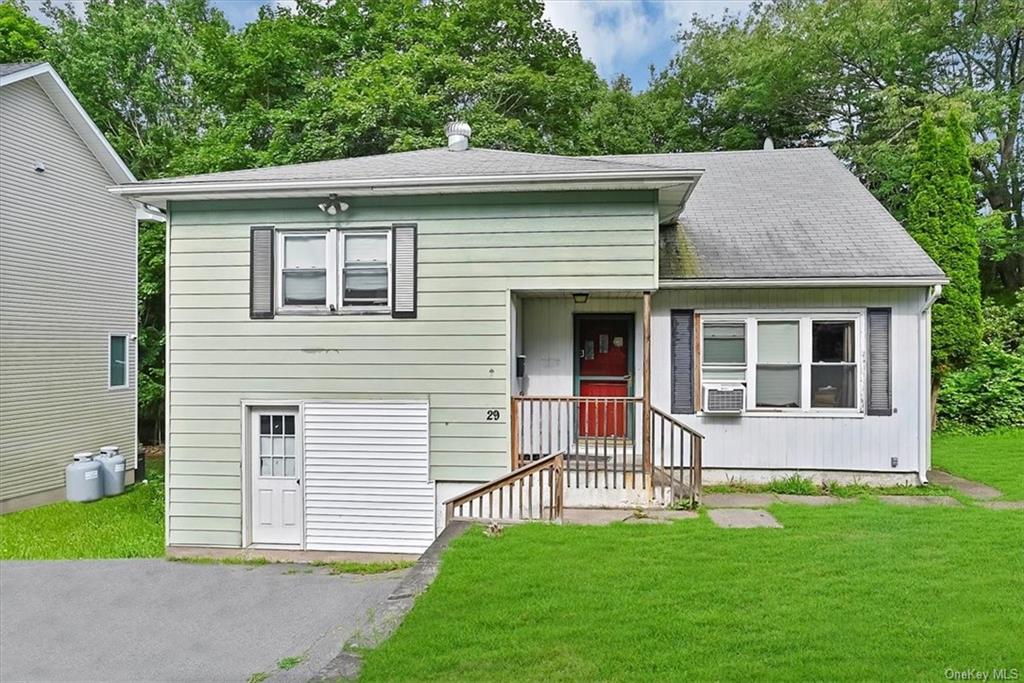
[29,0,750,91]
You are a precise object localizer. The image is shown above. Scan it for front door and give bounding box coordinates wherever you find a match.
[250,408,302,545]
[575,315,633,438]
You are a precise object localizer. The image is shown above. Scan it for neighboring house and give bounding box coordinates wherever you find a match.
[0,63,142,513]
[113,123,945,556]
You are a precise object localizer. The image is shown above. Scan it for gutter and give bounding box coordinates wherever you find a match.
[918,284,942,485]
[109,168,702,199]
[659,276,949,289]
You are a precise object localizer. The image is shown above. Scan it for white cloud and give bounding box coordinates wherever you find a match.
[542,0,749,81]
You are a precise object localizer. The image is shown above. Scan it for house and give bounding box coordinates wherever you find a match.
[0,63,143,513]
[112,122,946,556]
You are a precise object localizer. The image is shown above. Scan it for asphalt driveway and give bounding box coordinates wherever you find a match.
[0,559,405,682]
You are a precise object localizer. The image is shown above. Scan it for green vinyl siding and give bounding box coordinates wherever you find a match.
[166,190,658,546]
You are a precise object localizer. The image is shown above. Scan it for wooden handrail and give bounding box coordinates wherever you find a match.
[445,452,565,524]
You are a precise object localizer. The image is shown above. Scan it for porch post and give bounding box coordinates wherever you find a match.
[642,291,653,501]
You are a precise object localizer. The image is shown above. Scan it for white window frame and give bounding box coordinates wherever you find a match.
[108,333,129,390]
[698,310,865,417]
[274,228,391,315]
[338,229,392,312]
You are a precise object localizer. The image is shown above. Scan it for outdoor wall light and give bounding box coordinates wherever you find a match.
[318,194,349,216]
[572,292,590,304]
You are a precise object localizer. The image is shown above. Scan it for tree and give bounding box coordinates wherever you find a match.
[907,110,982,384]
[0,1,47,63]
[648,0,1023,292]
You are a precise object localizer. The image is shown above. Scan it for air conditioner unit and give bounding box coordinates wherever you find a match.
[703,383,745,414]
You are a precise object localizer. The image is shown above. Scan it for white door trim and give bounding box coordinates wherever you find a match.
[241,401,305,549]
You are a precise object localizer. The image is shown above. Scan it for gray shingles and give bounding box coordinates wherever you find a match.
[137,147,658,185]
[598,149,943,280]
[0,62,42,78]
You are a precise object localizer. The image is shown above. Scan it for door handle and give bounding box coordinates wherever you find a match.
[296,479,301,485]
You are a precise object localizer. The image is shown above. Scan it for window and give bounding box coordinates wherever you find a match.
[281,233,327,307]
[701,322,746,382]
[341,232,389,307]
[109,335,127,388]
[811,321,857,408]
[258,413,296,478]
[697,313,863,414]
[276,229,390,313]
[756,321,800,408]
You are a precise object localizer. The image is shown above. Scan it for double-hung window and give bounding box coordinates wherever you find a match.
[699,313,863,414]
[276,229,390,313]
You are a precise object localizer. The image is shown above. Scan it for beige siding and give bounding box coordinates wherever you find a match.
[166,191,658,546]
[0,78,137,509]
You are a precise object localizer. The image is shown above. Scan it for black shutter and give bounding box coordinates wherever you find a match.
[671,310,695,414]
[867,308,892,415]
[250,226,275,319]
[392,223,417,318]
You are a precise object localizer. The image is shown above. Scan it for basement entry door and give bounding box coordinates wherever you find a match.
[303,401,436,554]
[250,408,303,545]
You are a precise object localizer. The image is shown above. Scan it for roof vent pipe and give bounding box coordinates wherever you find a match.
[763,136,774,150]
[445,121,471,151]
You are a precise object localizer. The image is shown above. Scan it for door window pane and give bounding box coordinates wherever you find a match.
[703,323,745,364]
[283,271,327,306]
[812,365,857,408]
[109,335,127,387]
[284,235,325,268]
[813,322,855,362]
[260,457,272,476]
[284,457,296,477]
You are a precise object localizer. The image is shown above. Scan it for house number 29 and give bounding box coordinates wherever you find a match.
[486,410,501,421]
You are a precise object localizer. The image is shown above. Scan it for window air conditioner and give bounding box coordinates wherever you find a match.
[703,383,745,414]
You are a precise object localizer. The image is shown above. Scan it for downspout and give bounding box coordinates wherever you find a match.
[918,284,942,484]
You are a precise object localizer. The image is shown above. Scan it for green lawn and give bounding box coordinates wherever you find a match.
[360,503,1023,682]
[0,459,164,559]
[933,429,1024,500]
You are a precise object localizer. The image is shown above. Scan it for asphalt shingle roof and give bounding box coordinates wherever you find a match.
[0,62,41,77]
[139,147,658,185]
[596,149,943,281]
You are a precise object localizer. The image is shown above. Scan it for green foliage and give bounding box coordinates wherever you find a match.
[0,0,47,62]
[276,656,303,671]
[908,111,983,375]
[938,294,1024,432]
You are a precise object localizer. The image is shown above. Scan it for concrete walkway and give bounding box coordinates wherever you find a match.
[0,559,404,683]
[928,469,1003,500]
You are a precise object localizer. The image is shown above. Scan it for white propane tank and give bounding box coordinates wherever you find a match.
[66,452,103,502]
[95,446,126,497]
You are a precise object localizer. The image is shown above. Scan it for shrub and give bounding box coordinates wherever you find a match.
[938,342,1024,432]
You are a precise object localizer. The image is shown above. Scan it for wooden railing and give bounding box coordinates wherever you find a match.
[444,452,564,525]
[511,396,705,504]
[651,407,704,506]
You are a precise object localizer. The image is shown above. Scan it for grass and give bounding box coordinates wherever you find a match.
[0,458,164,559]
[933,429,1024,500]
[311,559,416,575]
[704,474,960,499]
[277,655,304,670]
[359,503,1023,682]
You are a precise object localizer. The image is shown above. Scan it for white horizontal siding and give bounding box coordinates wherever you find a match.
[303,402,435,554]
[0,77,136,506]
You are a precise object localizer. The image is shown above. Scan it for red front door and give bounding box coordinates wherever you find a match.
[576,316,632,438]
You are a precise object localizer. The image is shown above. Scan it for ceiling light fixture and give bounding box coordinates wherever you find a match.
[572,292,590,304]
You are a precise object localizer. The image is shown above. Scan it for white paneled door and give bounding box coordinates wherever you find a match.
[250,408,303,545]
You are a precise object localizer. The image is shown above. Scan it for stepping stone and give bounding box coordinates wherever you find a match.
[623,516,671,525]
[708,508,783,529]
[877,495,962,507]
[702,493,775,508]
[775,494,852,506]
[928,470,1002,501]
[646,509,699,521]
[981,501,1024,510]
[562,508,632,525]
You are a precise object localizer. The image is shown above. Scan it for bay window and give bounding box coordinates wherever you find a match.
[699,313,863,414]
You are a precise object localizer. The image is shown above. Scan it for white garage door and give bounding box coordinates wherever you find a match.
[303,401,435,554]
